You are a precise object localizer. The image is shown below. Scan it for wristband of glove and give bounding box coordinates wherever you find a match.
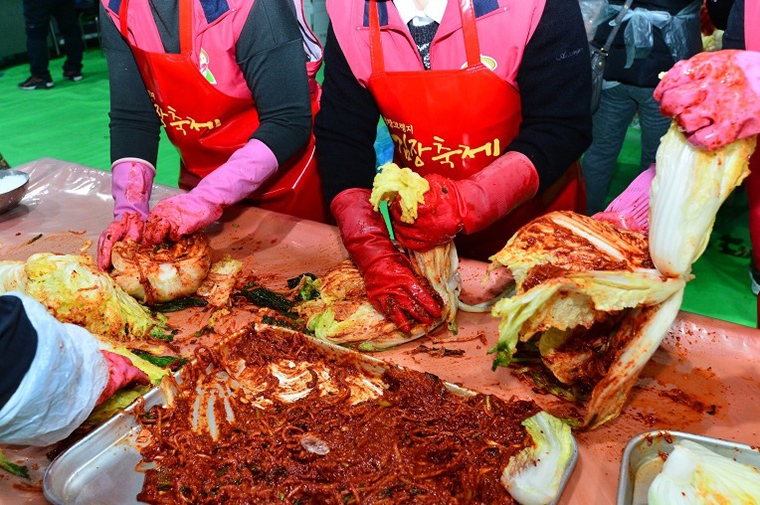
[111,158,155,218]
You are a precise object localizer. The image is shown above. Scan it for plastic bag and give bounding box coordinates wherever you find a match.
[0,292,108,446]
[374,120,395,171]
[580,0,608,41]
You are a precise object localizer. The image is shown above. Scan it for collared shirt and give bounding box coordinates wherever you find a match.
[394,0,447,26]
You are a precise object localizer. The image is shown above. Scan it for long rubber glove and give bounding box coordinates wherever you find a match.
[97,159,155,270]
[332,188,443,333]
[96,351,150,406]
[143,139,278,245]
[389,151,539,251]
[654,50,760,151]
[593,165,655,233]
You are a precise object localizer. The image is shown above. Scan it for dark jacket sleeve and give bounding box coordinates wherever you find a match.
[705,0,736,30]
[509,0,593,192]
[0,296,38,410]
[314,25,381,207]
[237,0,312,164]
[721,0,745,49]
[101,2,162,167]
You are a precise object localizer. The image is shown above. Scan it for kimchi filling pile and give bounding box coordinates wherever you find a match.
[136,327,539,504]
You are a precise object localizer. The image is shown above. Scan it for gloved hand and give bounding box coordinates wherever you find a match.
[97,159,155,270]
[95,351,150,406]
[332,188,443,333]
[654,50,760,150]
[143,139,278,245]
[592,165,655,233]
[389,152,539,251]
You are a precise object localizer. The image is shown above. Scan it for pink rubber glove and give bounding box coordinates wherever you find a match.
[654,50,760,150]
[95,350,150,406]
[593,164,655,234]
[143,139,278,245]
[332,188,442,333]
[97,159,155,270]
[389,152,539,251]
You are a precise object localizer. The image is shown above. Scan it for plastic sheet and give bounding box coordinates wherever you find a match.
[1,159,759,504]
[0,292,108,447]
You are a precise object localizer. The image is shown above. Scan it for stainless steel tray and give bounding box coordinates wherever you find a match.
[44,335,578,505]
[617,430,760,505]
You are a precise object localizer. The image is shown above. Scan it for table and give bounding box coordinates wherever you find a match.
[2,159,759,504]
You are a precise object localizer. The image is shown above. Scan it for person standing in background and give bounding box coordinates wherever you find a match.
[18,0,84,89]
[581,0,703,214]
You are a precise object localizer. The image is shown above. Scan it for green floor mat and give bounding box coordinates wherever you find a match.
[1,49,756,327]
[0,49,180,186]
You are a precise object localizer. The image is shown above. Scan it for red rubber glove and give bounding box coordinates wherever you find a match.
[97,159,155,270]
[389,152,539,251]
[143,139,278,245]
[654,50,760,151]
[332,188,443,333]
[95,350,150,406]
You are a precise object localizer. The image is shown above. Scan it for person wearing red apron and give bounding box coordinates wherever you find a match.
[96,0,324,270]
[315,0,592,332]
[655,0,760,324]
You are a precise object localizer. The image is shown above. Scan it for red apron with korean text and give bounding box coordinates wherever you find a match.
[118,0,325,222]
[366,0,585,260]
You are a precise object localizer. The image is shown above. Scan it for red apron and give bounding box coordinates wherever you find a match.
[118,0,326,222]
[366,0,585,260]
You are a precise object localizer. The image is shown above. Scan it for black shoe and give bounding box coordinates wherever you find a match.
[63,70,83,82]
[18,75,54,90]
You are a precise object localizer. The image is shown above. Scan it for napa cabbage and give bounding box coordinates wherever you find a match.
[501,411,574,505]
[648,439,760,505]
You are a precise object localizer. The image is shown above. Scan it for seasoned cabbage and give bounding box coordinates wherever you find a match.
[0,252,169,342]
[489,212,685,429]
[110,234,213,304]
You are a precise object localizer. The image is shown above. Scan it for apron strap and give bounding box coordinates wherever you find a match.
[118,0,130,38]
[178,0,193,54]
[369,0,384,72]
[118,0,193,54]
[369,0,483,72]
[458,0,481,68]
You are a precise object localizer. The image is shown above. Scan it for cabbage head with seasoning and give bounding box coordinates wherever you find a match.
[648,440,760,504]
[489,212,685,429]
[0,252,170,342]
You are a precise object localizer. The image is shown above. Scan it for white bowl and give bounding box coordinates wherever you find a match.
[0,169,30,214]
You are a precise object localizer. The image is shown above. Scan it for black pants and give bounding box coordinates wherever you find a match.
[22,0,83,79]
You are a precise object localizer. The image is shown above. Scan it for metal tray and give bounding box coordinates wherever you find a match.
[617,430,760,505]
[44,335,578,505]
